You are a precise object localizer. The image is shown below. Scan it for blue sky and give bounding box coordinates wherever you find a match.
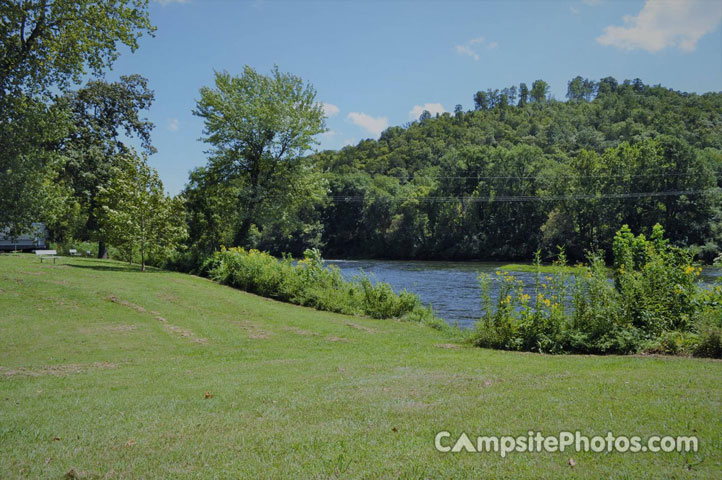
[107,0,722,194]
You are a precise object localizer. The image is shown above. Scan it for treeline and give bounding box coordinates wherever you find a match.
[305,78,722,262]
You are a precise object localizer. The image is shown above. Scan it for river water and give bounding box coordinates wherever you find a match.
[327,259,722,329]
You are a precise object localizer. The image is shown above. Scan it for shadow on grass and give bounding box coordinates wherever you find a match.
[66,263,163,273]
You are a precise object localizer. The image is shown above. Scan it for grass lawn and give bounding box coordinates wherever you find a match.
[1,254,720,478]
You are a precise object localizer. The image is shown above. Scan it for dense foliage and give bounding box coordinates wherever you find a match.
[473,225,722,357]
[201,247,442,328]
[58,74,157,257]
[0,0,155,238]
[97,152,187,271]
[189,66,326,252]
[303,78,721,262]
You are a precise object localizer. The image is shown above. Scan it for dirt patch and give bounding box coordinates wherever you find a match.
[19,270,44,276]
[326,336,350,343]
[107,295,145,313]
[435,343,462,349]
[282,326,320,337]
[80,324,137,334]
[164,324,208,344]
[0,362,117,377]
[345,322,377,334]
[157,292,179,303]
[235,320,273,339]
[109,324,137,332]
[105,295,206,344]
[55,298,80,309]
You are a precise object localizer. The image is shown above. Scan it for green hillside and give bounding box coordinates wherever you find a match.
[1,255,721,478]
[182,79,722,262]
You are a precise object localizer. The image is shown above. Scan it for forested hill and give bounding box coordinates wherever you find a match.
[310,78,722,261]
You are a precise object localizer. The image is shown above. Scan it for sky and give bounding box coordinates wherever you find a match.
[105,0,722,194]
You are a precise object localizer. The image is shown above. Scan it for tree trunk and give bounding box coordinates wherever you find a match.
[234,217,252,247]
[141,245,145,272]
[98,240,108,259]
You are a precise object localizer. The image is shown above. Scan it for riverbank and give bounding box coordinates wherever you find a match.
[1,254,721,478]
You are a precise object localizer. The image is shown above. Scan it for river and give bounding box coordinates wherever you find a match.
[326,259,722,329]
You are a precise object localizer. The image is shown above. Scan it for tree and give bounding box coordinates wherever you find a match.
[486,89,500,108]
[193,65,326,247]
[0,0,154,98]
[597,76,618,95]
[0,0,154,236]
[518,83,529,106]
[0,94,69,239]
[530,79,549,103]
[473,91,489,111]
[419,109,432,122]
[60,74,155,257]
[567,76,585,100]
[97,152,186,271]
[454,104,463,118]
[508,85,517,106]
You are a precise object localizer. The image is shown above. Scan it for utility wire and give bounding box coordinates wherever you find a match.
[323,188,720,203]
[375,171,722,180]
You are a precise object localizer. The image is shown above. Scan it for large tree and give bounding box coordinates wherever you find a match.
[0,0,154,236]
[60,74,155,257]
[192,65,326,247]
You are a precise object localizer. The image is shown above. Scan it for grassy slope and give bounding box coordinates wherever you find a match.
[0,255,720,479]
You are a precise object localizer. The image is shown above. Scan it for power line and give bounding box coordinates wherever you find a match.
[324,188,720,203]
[377,171,722,180]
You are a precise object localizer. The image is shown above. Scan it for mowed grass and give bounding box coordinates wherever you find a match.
[0,255,720,479]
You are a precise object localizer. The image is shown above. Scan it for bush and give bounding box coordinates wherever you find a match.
[202,247,438,323]
[472,225,720,357]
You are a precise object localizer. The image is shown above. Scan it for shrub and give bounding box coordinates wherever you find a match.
[473,225,720,357]
[202,247,437,323]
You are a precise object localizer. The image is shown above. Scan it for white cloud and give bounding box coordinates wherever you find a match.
[597,0,722,53]
[347,112,388,137]
[321,102,340,117]
[155,0,189,5]
[343,138,356,147]
[167,118,179,132]
[408,103,447,121]
[454,45,479,61]
[570,5,580,15]
[454,36,498,61]
[320,129,338,139]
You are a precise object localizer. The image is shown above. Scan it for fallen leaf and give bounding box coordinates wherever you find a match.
[52,436,61,441]
[568,458,576,467]
[125,439,135,447]
[392,427,398,433]
[204,391,213,399]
